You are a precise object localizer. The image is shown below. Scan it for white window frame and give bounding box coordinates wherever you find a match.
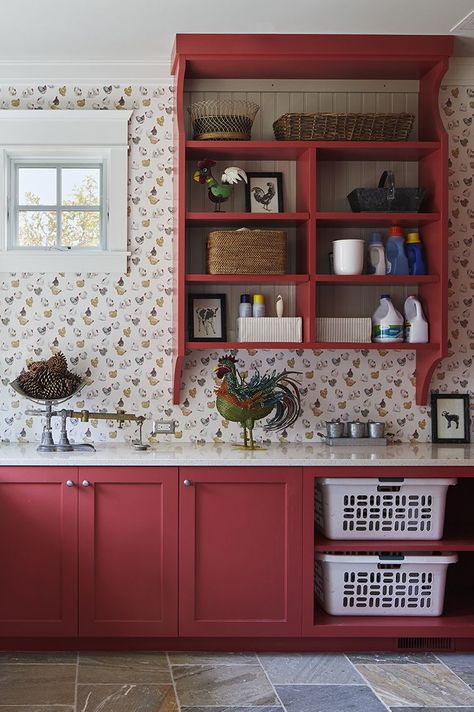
[0,110,132,273]
[9,159,106,252]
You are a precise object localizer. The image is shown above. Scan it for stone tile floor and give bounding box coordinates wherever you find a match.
[0,651,472,711]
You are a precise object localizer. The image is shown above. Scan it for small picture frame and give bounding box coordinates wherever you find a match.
[431,393,470,444]
[188,294,227,342]
[245,172,283,213]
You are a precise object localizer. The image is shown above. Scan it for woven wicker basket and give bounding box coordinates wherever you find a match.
[273,112,415,141]
[189,99,260,140]
[207,229,287,274]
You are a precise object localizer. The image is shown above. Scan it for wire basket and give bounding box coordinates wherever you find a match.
[273,112,415,141]
[189,99,260,140]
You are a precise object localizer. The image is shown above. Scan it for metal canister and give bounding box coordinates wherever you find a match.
[347,421,367,438]
[368,421,385,438]
[326,421,345,438]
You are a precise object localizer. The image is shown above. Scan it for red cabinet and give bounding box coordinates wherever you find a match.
[78,467,178,637]
[0,467,77,637]
[179,467,302,636]
[0,466,178,638]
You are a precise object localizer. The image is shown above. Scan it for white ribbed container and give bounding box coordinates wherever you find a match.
[237,317,302,342]
[314,552,457,616]
[315,478,457,540]
[316,317,372,342]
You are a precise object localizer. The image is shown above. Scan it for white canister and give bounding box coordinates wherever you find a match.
[332,239,365,275]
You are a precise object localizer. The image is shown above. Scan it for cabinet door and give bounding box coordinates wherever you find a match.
[0,467,78,637]
[78,467,178,637]
[179,466,302,636]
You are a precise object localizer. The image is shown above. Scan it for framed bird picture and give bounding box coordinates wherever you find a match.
[245,172,283,213]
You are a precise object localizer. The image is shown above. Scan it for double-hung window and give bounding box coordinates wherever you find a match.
[0,111,131,272]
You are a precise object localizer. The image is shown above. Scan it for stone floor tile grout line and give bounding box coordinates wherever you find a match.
[255,653,288,712]
[344,654,393,712]
[433,655,474,696]
[74,651,79,712]
[166,650,183,712]
[170,662,264,666]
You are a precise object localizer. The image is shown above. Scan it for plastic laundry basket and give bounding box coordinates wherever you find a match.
[314,552,457,616]
[315,478,456,540]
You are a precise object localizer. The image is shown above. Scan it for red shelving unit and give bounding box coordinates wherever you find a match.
[302,467,474,649]
[172,34,452,407]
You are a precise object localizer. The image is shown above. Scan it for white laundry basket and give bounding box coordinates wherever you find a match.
[314,552,457,616]
[315,478,456,540]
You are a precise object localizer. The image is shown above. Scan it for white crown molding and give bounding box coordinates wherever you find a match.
[0,59,171,83]
[444,57,474,85]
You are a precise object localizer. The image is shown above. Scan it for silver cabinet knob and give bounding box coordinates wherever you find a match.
[65,480,74,487]
[183,479,192,487]
[82,480,91,488]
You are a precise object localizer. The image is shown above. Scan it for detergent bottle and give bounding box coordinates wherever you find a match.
[372,294,404,343]
[406,231,427,276]
[404,295,429,343]
[367,232,386,275]
[385,226,409,275]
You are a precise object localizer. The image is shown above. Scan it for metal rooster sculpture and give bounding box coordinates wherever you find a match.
[215,355,302,449]
[193,159,247,212]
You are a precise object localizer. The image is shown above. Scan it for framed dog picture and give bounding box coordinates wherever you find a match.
[245,172,283,213]
[188,294,226,342]
[431,393,470,444]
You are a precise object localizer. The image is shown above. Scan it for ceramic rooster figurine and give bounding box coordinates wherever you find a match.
[193,159,247,211]
[215,355,302,449]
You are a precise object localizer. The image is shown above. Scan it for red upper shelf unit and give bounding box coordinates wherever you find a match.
[171,34,453,405]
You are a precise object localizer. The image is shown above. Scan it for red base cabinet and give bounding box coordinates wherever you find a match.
[1,463,474,651]
[78,467,178,637]
[0,467,77,637]
[179,467,302,636]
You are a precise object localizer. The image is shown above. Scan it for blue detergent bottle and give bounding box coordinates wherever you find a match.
[385,225,409,276]
[406,231,427,275]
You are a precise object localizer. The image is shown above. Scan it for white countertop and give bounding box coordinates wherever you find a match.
[0,442,473,466]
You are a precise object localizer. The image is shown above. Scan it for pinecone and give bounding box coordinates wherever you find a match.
[15,352,82,400]
[42,379,71,400]
[47,352,68,374]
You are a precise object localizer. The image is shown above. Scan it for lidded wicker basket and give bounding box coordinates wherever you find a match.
[273,112,415,141]
[207,229,287,274]
[189,99,260,140]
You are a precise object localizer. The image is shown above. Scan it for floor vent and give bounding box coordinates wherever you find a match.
[397,636,454,651]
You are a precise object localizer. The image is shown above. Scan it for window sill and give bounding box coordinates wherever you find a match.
[0,250,130,273]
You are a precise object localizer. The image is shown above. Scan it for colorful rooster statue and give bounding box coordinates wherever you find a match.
[215,355,302,449]
[193,159,247,211]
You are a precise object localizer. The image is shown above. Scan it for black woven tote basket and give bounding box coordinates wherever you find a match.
[347,171,427,212]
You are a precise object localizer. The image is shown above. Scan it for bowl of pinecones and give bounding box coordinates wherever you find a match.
[11,352,84,403]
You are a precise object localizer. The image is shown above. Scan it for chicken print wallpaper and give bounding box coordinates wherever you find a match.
[0,81,472,445]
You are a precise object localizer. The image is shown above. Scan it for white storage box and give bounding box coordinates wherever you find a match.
[316,317,371,342]
[315,552,457,616]
[237,317,302,342]
[315,478,456,540]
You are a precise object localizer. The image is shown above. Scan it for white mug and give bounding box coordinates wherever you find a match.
[332,239,365,275]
